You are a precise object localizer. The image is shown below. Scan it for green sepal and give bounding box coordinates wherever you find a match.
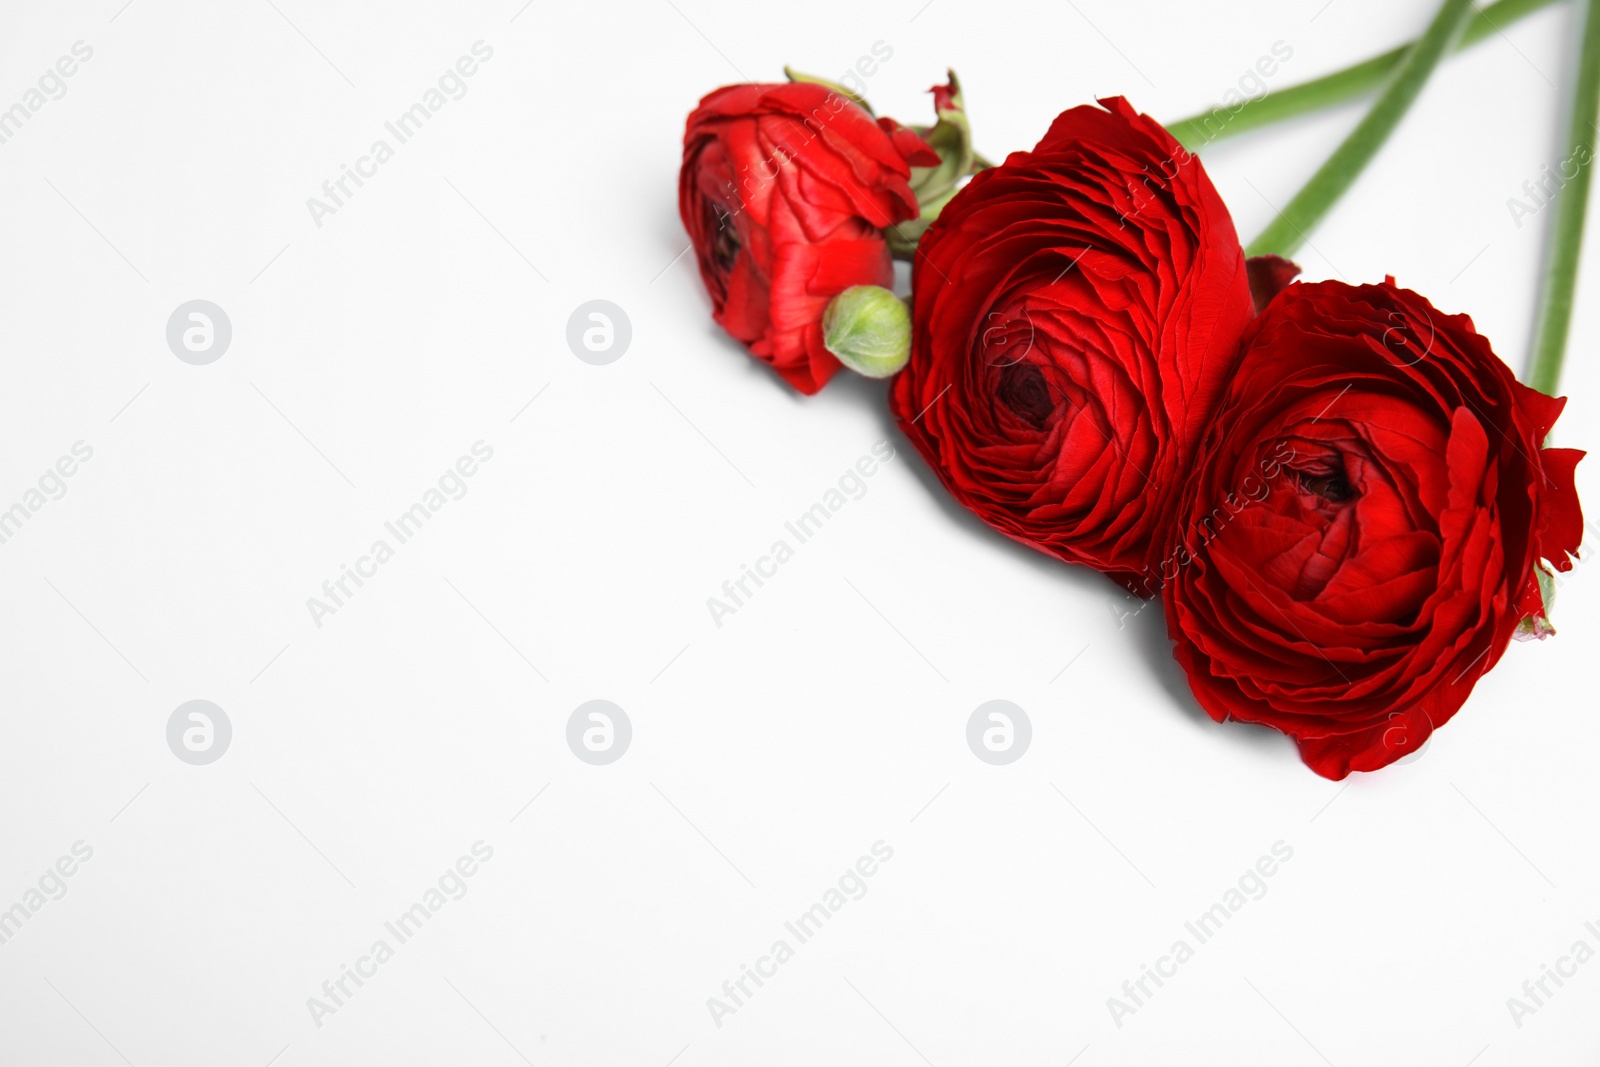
[783,66,873,115]
[906,70,975,209]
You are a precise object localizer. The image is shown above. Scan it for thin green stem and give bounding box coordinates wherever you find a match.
[1528,0,1600,395]
[1246,0,1477,259]
[1168,0,1563,150]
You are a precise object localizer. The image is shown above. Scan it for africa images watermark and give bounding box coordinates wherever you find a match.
[305,441,494,627]
[0,841,96,949]
[706,840,895,1029]
[1504,917,1600,1029]
[1107,840,1294,1028]
[1506,142,1593,229]
[1114,40,1294,233]
[706,441,897,628]
[305,41,495,228]
[306,840,495,1028]
[1109,439,1299,626]
[1,441,95,549]
[0,40,95,148]
[707,42,896,240]
[1178,41,1295,149]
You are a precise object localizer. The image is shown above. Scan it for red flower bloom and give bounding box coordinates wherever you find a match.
[679,82,936,394]
[1162,279,1584,778]
[889,97,1254,584]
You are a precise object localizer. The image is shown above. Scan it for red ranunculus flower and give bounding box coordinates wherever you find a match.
[680,82,937,394]
[888,97,1254,584]
[1162,279,1584,779]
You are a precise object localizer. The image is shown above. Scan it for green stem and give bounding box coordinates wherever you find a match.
[1528,0,1600,395]
[1245,0,1477,259]
[1168,0,1563,150]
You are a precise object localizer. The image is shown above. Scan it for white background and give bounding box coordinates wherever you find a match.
[1,0,1597,1064]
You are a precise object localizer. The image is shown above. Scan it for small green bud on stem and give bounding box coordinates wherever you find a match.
[823,285,912,378]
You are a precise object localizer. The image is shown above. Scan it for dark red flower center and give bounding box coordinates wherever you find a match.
[997,361,1059,430]
[709,204,740,272]
[1292,463,1357,506]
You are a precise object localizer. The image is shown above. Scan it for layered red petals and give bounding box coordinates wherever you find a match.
[889,97,1254,582]
[1161,280,1585,779]
[680,83,1586,779]
[679,82,932,394]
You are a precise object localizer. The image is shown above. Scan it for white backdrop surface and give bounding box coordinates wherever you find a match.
[1,0,1597,1064]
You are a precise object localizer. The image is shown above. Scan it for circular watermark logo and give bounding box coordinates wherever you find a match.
[566,699,631,765]
[1395,738,1432,767]
[166,700,232,765]
[166,300,232,365]
[1381,711,1432,767]
[966,700,1031,765]
[566,300,631,365]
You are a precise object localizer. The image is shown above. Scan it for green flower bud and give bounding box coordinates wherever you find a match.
[823,285,911,378]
